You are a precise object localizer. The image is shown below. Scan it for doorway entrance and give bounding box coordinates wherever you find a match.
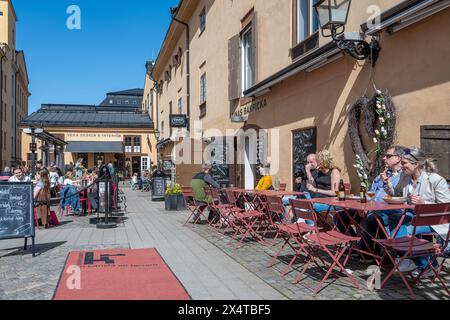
[132,156,141,175]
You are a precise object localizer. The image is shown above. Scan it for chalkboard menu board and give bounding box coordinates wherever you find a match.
[293,128,317,187]
[0,182,34,240]
[210,142,230,186]
[151,178,166,200]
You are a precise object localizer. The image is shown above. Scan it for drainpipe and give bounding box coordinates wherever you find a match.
[171,15,190,133]
[14,66,18,165]
[0,48,4,165]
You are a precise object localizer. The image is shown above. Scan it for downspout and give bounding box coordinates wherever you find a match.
[14,68,18,165]
[0,52,3,164]
[171,16,190,132]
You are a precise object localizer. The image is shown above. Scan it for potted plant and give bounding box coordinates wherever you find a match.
[164,183,185,211]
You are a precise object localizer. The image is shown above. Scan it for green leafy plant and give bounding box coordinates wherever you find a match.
[165,183,182,195]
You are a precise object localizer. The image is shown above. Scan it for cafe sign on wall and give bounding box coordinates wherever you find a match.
[231,98,268,122]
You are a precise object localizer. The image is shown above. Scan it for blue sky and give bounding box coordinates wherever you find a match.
[13,0,180,113]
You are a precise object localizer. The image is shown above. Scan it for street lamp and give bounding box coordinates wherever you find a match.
[314,0,381,65]
[155,130,160,141]
[23,127,44,179]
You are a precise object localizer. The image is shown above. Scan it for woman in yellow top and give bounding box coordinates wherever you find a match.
[255,163,273,190]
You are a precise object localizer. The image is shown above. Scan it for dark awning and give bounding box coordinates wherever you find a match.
[65,141,123,153]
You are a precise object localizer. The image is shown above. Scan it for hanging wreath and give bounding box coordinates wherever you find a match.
[348,90,397,181]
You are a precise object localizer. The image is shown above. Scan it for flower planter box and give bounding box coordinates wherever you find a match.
[164,194,185,211]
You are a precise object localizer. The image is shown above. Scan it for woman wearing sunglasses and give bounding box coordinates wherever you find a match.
[384,147,450,276]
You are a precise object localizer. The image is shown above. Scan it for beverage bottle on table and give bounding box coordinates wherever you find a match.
[338,179,346,201]
[360,184,367,203]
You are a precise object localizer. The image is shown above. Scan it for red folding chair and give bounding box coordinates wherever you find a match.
[375,203,450,299]
[265,195,317,277]
[290,199,361,295]
[215,189,268,249]
[182,187,209,227]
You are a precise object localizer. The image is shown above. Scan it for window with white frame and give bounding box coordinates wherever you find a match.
[242,26,253,92]
[296,0,319,44]
[133,136,141,153]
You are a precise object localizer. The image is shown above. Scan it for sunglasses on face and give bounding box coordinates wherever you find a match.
[384,154,398,159]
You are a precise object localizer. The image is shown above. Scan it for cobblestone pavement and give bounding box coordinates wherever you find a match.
[185,212,450,300]
[0,186,284,300]
[0,187,448,300]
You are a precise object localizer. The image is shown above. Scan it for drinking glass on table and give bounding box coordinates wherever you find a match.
[334,183,339,198]
[273,178,280,191]
[366,190,376,201]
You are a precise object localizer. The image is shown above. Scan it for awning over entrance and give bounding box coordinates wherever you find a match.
[65,141,123,153]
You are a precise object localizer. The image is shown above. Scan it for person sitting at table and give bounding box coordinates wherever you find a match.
[190,163,220,223]
[384,147,450,276]
[303,150,342,227]
[282,153,318,222]
[255,163,273,190]
[8,167,31,182]
[356,146,405,257]
[60,171,82,215]
[34,169,51,228]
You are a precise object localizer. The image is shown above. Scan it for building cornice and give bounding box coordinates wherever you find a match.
[152,0,198,79]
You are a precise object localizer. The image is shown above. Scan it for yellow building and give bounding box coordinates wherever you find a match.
[0,0,30,168]
[145,0,450,189]
[20,89,156,178]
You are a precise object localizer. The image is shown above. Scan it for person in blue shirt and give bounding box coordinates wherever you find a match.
[359,145,405,257]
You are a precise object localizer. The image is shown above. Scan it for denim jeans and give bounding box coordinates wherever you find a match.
[283,192,319,226]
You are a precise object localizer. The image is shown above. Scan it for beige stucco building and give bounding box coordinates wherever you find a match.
[145,0,450,190]
[0,0,30,168]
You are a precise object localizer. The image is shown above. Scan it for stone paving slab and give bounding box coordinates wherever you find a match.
[185,207,450,300]
[0,186,283,300]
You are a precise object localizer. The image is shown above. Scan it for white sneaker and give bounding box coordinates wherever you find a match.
[396,258,417,273]
[412,268,435,279]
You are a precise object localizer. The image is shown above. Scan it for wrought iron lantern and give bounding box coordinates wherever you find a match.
[314,0,381,64]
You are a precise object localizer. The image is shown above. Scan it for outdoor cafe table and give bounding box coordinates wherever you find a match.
[306,197,415,261]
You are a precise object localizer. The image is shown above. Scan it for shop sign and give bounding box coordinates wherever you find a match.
[169,114,188,128]
[66,133,123,138]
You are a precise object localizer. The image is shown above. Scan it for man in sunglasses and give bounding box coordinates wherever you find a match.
[358,146,405,260]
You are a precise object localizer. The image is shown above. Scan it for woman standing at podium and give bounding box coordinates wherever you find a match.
[34,169,51,228]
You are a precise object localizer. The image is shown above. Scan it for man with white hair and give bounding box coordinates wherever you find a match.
[190,163,220,223]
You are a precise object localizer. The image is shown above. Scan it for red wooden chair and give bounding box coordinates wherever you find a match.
[375,203,450,299]
[265,195,317,276]
[290,199,361,295]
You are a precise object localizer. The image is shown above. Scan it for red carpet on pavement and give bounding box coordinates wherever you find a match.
[53,248,191,300]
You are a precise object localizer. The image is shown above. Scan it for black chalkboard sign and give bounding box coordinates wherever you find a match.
[292,128,317,188]
[151,178,166,200]
[210,143,230,186]
[0,182,35,256]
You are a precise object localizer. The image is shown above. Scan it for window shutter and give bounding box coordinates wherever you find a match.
[228,34,241,101]
[251,12,258,84]
[421,126,450,181]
